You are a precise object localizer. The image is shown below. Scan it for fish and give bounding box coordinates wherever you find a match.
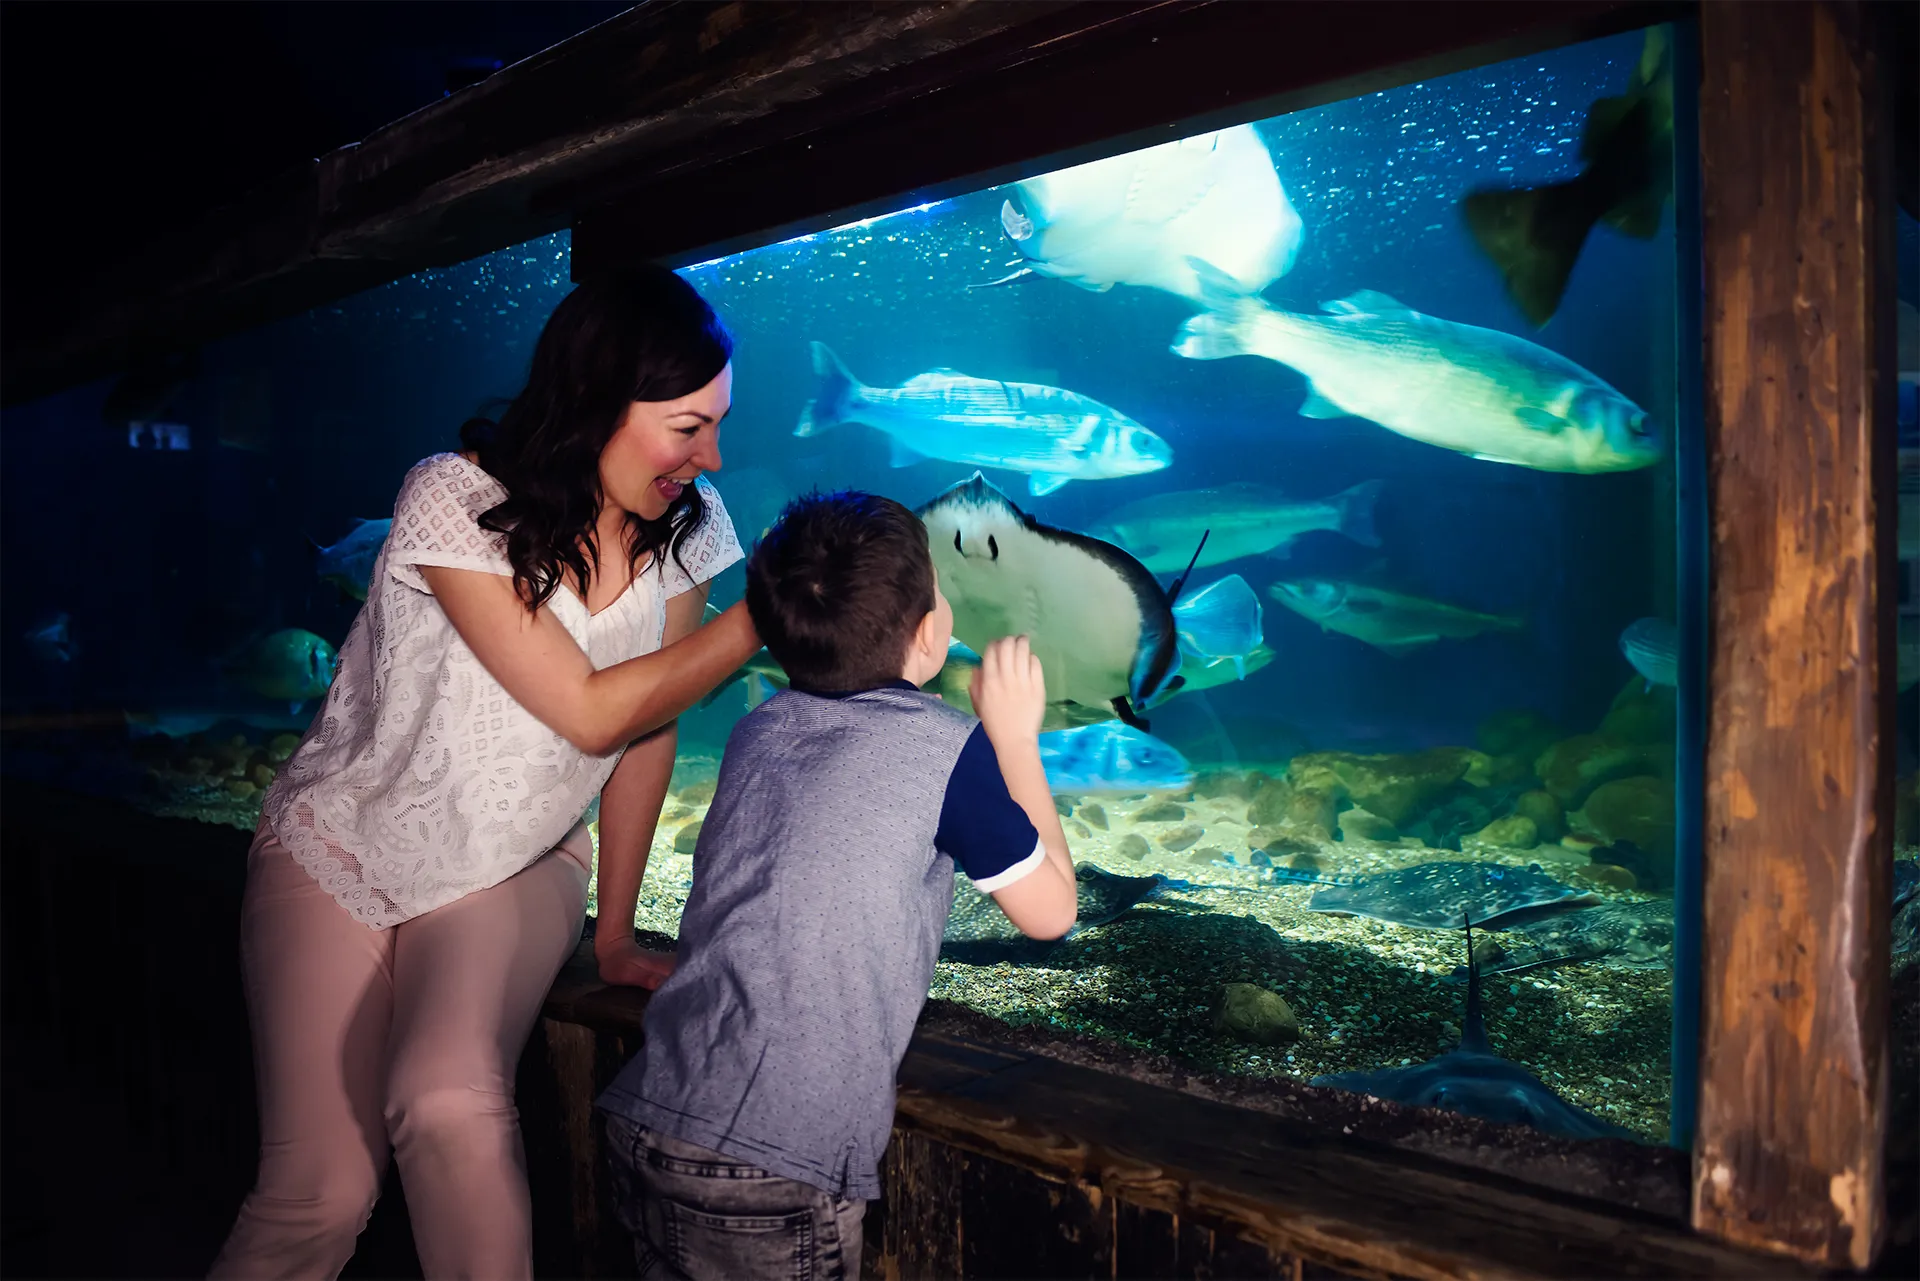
[313,518,392,602]
[1460,27,1674,327]
[942,862,1225,964]
[1171,279,1662,474]
[23,611,77,664]
[1618,617,1678,689]
[1448,899,1674,980]
[1268,578,1523,656]
[1178,643,1277,696]
[1087,480,1382,574]
[917,472,1184,727]
[797,344,1171,497]
[1280,860,1601,931]
[1038,722,1194,795]
[1169,574,1263,680]
[990,123,1302,302]
[222,628,338,711]
[1313,919,1637,1142]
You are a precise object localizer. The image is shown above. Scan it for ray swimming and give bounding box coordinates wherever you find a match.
[1446,899,1674,980]
[1312,917,1638,1142]
[1270,860,1600,931]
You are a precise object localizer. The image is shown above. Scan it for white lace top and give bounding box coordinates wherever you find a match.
[263,452,742,929]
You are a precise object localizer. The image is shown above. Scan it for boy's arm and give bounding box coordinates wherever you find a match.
[592,583,712,988]
[970,637,1077,939]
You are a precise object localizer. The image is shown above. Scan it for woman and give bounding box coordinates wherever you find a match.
[212,266,759,1279]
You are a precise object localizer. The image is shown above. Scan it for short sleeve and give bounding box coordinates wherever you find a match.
[935,725,1044,891]
[386,454,513,593]
[658,476,745,599]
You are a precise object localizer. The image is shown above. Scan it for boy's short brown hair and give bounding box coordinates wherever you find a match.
[744,491,936,693]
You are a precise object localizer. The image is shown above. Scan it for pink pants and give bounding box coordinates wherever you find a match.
[211,822,591,1280]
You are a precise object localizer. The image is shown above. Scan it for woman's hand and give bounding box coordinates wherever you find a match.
[595,932,678,990]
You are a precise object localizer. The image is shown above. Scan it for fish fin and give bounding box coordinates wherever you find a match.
[999,198,1035,243]
[1330,478,1384,547]
[967,267,1035,290]
[288,701,305,716]
[1321,290,1412,316]
[1371,639,1431,658]
[889,437,927,468]
[797,342,860,437]
[1469,452,1531,466]
[1461,180,1600,327]
[1515,406,1570,432]
[1028,472,1072,497]
[745,673,773,709]
[1299,387,1347,419]
[1182,257,1250,308]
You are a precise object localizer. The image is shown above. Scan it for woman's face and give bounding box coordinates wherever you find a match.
[601,363,732,521]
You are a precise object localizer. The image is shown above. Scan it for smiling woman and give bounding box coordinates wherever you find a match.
[213,265,761,1280]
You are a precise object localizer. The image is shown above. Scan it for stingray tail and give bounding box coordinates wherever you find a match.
[1460,914,1493,1054]
[1328,479,1383,548]
[797,342,861,437]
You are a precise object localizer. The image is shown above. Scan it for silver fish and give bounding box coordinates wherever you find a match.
[1038,723,1193,796]
[1171,574,1263,677]
[1269,578,1523,656]
[991,123,1303,302]
[797,344,1171,497]
[1618,617,1678,688]
[1172,278,1663,473]
[917,472,1182,727]
[1087,479,1381,574]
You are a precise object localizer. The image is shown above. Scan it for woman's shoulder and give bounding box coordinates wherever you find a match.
[394,452,506,514]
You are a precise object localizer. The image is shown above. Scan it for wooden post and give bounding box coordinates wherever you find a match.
[1695,0,1896,1269]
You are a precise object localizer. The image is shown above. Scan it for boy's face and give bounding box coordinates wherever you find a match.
[902,576,955,686]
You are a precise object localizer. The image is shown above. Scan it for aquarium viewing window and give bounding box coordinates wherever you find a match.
[0,22,1710,1157]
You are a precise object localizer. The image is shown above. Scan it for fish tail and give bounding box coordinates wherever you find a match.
[1460,178,1601,327]
[796,342,859,437]
[1170,308,1255,363]
[1330,479,1384,548]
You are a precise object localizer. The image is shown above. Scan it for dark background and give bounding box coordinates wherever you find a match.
[0,0,629,350]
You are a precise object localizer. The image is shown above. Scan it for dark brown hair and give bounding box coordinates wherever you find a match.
[745,491,936,693]
[459,265,733,611]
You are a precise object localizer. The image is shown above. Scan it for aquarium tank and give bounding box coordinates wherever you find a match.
[6,22,1787,1151]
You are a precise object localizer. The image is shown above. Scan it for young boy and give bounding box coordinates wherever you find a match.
[595,491,1078,1281]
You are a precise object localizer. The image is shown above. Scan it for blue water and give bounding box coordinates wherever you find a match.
[2,25,1730,1147]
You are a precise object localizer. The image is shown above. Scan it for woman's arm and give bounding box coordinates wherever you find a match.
[590,585,709,987]
[418,565,757,754]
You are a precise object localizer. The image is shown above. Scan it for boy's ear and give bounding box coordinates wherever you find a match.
[910,608,941,659]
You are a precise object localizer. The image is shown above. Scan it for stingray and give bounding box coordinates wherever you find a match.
[941,862,1233,964]
[917,472,1188,728]
[1445,899,1674,980]
[1312,919,1638,1142]
[1279,860,1600,931]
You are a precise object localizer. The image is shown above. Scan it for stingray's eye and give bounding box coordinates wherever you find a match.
[988,535,999,561]
[953,530,963,554]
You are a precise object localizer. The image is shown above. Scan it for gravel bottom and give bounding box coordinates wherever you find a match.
[596,766,1676,1144]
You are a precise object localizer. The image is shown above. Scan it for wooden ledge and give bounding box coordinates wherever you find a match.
[539,941,1804,1280]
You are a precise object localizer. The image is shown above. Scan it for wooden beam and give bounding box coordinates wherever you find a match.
[1693,0,1897,1269]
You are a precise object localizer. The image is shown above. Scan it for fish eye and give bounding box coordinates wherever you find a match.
[1628,413,1653,439]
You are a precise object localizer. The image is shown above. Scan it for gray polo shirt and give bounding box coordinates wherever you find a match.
[596,682,1042,1199]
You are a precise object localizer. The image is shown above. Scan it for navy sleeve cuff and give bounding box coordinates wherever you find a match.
[935,725,1042,884]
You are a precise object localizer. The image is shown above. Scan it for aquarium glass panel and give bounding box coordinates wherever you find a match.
[1,24,1699,1150]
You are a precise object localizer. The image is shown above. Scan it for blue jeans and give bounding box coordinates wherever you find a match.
[603,1114,866,1281]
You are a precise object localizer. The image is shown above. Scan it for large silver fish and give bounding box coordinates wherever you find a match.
[917,472,1183,728]
[1038,723,1194,796]
[797,344,1170,498]
[1270,579,1523,656]
[1172,282,1662,474]
[994,124,1302,302]
[1087,479,1381,574]
[1618,617,1677,688]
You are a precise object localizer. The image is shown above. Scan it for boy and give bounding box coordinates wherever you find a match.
[596,491,1078,1281]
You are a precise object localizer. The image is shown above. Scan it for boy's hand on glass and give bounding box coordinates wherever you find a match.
[596,932,678,990]
[970,634,1046,746]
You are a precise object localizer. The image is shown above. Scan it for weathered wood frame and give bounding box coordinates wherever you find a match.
[0,0,1900,1272]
